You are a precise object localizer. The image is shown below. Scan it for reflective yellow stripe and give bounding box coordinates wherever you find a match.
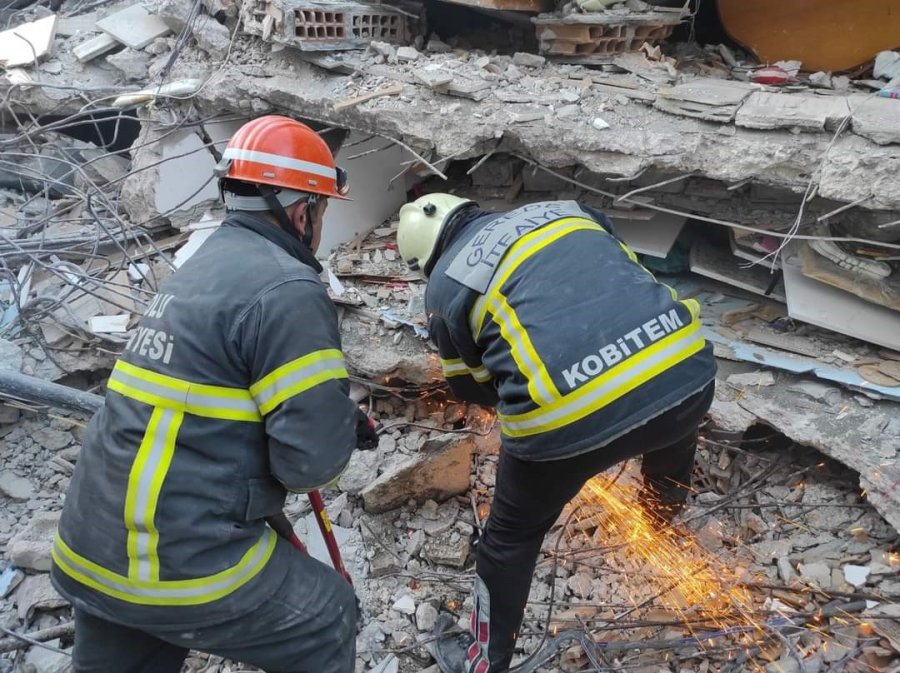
[488,293,559,406]
[52,529,277,606]
[123,408,182,582]
[618,240,639,262]
[440,357,491,383]
[499,321,705,437]
[469,218,605,340]
[250,349,348,416]
[109,360,261,422]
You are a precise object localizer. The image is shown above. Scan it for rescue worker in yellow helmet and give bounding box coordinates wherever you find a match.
[397,194,716,673]
[51,116,376,673]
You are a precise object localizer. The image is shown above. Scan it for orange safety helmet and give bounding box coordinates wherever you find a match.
[215,116,349,209]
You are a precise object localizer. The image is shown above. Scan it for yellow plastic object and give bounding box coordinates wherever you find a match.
[717,0,900,72]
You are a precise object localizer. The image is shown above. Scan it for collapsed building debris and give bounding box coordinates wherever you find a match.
[1,0,900,671]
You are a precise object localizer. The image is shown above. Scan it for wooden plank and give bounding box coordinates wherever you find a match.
[333,84,403,112]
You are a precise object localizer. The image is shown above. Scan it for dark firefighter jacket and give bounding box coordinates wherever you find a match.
[51,212,359,627]
[426,200,717,461]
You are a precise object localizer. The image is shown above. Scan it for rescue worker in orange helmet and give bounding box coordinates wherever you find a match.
[52,116,376,673]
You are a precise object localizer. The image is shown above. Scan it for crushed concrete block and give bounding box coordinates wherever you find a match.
[194,17,232,60]
[392,594,416,615]
[567,573,593,598]
[513,52,546,68]
[726,371,775,388]
[22,639,70,673]
[0,471,34,501]
[158,0,194,33]
[14,573,68,621]
[798,561,833,590]
[8,511,61,571]
[106,48,152,82]
[423,535,470,569]
[735,92,851,131]
[369,550,402,578]
[156,0,194,33]
[850,96,900,145]
[338,449,382,495]
[414,68,454,89]
[416,602,439,632]
[361,435,475,513]
[523,165,572,192]
[96,5,172,50]
[0,338,23,373]
[32,427,73,451]
[426,38,452,53]
[396,46,420,62]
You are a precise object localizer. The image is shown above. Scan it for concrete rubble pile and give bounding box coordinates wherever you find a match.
[1,0,899,671]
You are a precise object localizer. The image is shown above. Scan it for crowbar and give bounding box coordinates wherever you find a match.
[266,492,353,585]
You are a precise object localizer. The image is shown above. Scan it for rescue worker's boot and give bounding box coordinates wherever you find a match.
[637,481,687,529]
[431,613,475,673]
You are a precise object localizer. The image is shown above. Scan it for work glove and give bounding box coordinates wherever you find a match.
[355,408,379,450]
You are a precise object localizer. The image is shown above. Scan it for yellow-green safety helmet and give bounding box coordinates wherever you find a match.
[397,193,473,277]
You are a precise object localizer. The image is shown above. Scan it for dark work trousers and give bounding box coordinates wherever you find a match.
[469,383,715,673]
[71,546,357,673]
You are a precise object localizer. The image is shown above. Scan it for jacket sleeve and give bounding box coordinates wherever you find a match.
[429,313,500,408]
[237,278,358,492]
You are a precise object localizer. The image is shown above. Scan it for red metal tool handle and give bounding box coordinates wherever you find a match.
[308,490,353,585]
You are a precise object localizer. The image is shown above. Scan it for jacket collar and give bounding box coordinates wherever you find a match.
[223,211,323,273]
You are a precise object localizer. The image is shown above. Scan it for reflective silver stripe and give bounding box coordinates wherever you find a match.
[501,327,703,435]
[488,294,556,406]
[441,360,470,376]
[251,354,347,414]
[223,148,336,180]
[471,366,491,382]
[128,408,180,582]
[109,367,260,418]
[53,529,277,603]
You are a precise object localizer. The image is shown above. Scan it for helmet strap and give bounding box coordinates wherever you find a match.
[257,184,315,253]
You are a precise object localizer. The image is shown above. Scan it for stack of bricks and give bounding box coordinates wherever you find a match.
[532,10,685,60]
[242,0,407,51]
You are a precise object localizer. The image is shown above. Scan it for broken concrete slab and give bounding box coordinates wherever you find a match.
[14,573,68,621]
[21,639,70,673]
[0,15,58,68]
[106,48,153,82]
[850,96,900,145]
[96,5,173,50]
[73,33,122,63]
[655,78,757,123]
[735,92,851,132]
[422,534,470,569]
[193,16,232,60]
[8,510,61,572]
[0,471,34,502]
[734,390,900,532]
[361,434,476,513]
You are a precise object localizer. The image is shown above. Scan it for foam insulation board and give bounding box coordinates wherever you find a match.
[782,246,900,351]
